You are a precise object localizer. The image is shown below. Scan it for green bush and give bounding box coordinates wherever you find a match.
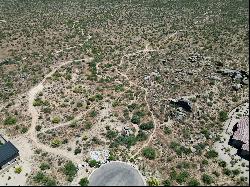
[88,160,101,168]
[4,116,17,125]
[232,169,240,176]
[131,114,140,124]
[202,174,213,185]
[140,121,154,130]
[106,130,118,140]
[205,150,218,159]
[170,169,177,180]
[63,161,78,182]
[51,139,61,148]
[110,135,138,149]
[128,103,138,111]
[79,177,89,186]
[219,111,228,122]
[90,110,97,117]
[33,172,46,183]
[202,159,209,165]
[74,147,82,155]
[52,116,60,124]
[40,163,50,170]
[163,179,172,186]
[33,171,57,186]
[143,147,156,160]
[223,168,232,176]
[176,171,189,184]
[218,160,227,168]
[15,167,22,174]
[33,98,44,106]
[21,127,28,134]
[115,84,124,92]
[188,178,200,186]
[147,177,160,186]
[164,127,172,135]
[136,130,148,141]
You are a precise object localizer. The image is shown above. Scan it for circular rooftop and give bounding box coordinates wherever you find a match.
[89,161,145,186]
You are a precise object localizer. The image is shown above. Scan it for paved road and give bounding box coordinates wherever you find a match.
[89,162,145,186]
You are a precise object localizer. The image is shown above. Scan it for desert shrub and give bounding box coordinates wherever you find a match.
[136,130,148,141]
[33,98,44,106]
[218,160,227,168]
[170,169,178,180]
[21,127,28,134]
[131,114,140,124]
[90,110,97,117]
[143,147,156,160]
[74,147,82,155]
[176,171,189,184]
[147,177,160,186]
[140,121,154,130]
[188,178,200,186]
[63,161,78,182]
[35,125,42,131]
[33,172,57,186]
[106,130,118,140]
[40,163,50,170]
[163,179,172,186]
[232,169,240,176]
[4,116,17,125]
[128,103,138,111]
[79,177,89,186]
[110,135,137,149]
[51,139,61,148]
[164,127,172,135]
[15,167,22,174]
[219,111,228,122]
[52,116,60,124]
[88,160,101,168]
[202,174,213,185]
[205,150,218,159]
[202,159,209,165]
[223,168,232,176]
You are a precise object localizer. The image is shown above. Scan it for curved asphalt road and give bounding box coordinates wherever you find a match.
[89,162,145,186]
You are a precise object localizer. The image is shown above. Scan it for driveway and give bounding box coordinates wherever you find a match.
[89,161,145,186]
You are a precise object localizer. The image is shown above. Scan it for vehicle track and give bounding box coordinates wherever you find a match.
[26,58,87,165]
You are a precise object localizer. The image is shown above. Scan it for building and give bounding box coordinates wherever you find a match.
[228,117,249,161]
[0,140,19,169]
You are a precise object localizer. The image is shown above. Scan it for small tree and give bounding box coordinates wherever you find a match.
[188,178,200,186]
[205,150,218,159]
[131,114,140,124]
[219,111,228,122]
[143,147,156,160]
[147,177,160,186]
[52,116,60,123]
[40,163,50,170]
[164,127,172,135]
[202,174,213,185]
[140,121,154,130]
[63,161,78,182]
[88,160,101,168]
[4,116,17,125]
[15,167,22,174]
[163,179,172,186]
[79,177,89,186]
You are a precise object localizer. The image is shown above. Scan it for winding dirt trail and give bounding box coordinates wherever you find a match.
[26,58,88,165]
[115,47,161,158]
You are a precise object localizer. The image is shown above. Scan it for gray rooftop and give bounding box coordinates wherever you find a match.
[0,141,19,166]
